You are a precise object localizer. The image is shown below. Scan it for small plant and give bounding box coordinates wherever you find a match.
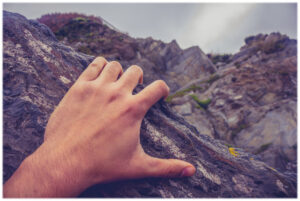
[229,147,239,157]
[189,94,211,110]
[255,39,286,54]
[74,17,88,22]
[165,85,202,103]
[207,53,232,64]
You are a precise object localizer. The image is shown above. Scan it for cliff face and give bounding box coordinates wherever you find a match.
[37,13,216,92]
[3,11,297,197]
[37,13,297,175]
[169,33,297,174]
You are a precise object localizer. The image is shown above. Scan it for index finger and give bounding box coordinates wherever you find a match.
[135,80,170,112]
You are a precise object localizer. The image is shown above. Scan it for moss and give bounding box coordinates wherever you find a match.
[189,94,211,110]
[231,124,247,139]
[165,85,203,103]
[254,142,272,155]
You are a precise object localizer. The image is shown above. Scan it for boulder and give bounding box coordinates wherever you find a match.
[3,11,296,198]
[38,13,217,92]
[167,32,297,174]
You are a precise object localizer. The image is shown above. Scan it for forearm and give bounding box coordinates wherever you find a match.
[3,144,90,198]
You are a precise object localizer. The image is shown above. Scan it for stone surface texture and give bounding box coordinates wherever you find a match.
[3,11,297,197]
[169,33,297,173]
[37,13,216,92]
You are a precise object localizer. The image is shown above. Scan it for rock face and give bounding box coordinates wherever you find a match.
[3,11,297,198]
[37,13,216,92]
[168,33,297,173]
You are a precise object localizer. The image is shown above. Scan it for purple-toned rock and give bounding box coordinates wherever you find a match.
[3,11,296,198]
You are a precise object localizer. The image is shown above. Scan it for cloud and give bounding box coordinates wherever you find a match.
[178,4,255,53]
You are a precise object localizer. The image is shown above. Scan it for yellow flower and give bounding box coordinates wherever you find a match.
[229,147,239,157]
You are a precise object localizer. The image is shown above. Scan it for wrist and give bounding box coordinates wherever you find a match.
[4,142,92,197]
[29,142,93,197]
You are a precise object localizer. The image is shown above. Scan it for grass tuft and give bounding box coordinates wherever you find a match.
[189,94,211,110]
[165,85,202,103]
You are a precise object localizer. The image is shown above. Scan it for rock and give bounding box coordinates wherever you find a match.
[173,102,192,116]
[234,100,297,172]
[167,32,297,174]
[3,11,296,198]
[37,13,216,92]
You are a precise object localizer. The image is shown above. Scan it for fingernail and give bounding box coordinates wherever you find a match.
[180,166,195,177]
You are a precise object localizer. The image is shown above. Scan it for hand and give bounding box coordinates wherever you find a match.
[4,57,196,197]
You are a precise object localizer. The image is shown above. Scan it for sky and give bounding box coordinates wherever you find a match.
[3,3,297,54]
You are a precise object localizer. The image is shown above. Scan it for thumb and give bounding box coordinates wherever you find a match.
[143,155,196,178]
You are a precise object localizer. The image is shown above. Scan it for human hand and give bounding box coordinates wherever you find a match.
[4,57,196,197]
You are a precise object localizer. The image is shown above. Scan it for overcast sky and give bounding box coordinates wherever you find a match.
[3,3,297,54]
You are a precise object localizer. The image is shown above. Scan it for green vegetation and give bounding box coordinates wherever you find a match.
[255,39,286,54]
[165,85,202,103]
[231,124,247,139]
[207,53,232,64]
[73,17,88,22]
[254,142,272,155]
[189,94,211,110]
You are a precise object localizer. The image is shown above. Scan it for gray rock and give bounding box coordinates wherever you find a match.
[173,102,192,116]
[168,32,297,174]
[235,100,297,171]
[38,14,217,92]
[3,11,296,198]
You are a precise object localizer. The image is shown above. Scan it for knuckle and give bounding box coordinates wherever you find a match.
[110,61,122,68]
[163,160,178,177]
[107,61,123,73]
[72,82,92,96]
[89,62,98,68]
[130,65,143,75]
[165,167,177,177]
[126,98,144,115]
[107,84,125,101]
[155,80,169,93]
[90,56,106,67]
[96,56,106,61]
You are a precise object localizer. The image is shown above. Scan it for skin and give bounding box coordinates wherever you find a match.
[3,57,196,198]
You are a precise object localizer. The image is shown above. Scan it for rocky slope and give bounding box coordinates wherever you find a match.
[37,13,216,92]
[38,13,297,175]
[169,33,297,173]
[3,11,297,197]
